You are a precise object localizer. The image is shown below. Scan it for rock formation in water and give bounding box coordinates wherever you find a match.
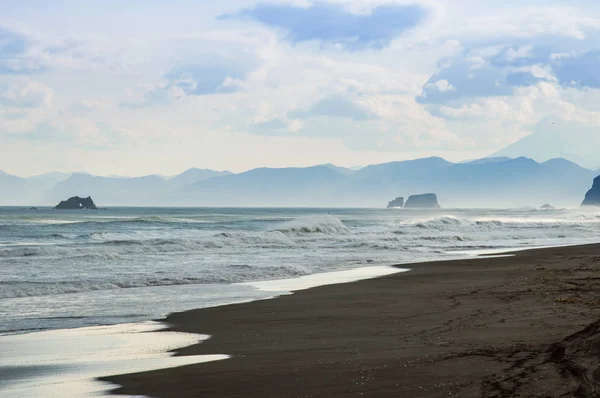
[404,193,440,209]
[582,176,600,207]
[54,196,98,210]
[539,204,555,210]
[387,197,404,208]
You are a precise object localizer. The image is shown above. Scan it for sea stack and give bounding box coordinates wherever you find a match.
[582,176,600,207]
[387,197,404,208]
[404,194,441,209]
[55,196,98,210]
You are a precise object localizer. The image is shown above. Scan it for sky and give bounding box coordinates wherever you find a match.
[1,0,600,176]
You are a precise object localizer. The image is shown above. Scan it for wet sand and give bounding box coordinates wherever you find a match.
[106,244,600,397]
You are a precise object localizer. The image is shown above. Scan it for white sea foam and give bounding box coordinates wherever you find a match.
[277,215,351,234]
[239,265,409,292]
[0,321,228,397]
[0,262,314,298]
[405,215,600,230]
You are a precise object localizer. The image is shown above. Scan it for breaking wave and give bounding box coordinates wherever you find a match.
[276,216,351,234]
[3,212,600,261]
[406,215,600,231]
[0,263,314,298]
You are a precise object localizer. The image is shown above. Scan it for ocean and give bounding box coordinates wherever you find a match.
[2,206,600,335]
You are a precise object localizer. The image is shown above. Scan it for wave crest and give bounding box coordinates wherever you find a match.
[276,216,350,234]
[0,263,313,298]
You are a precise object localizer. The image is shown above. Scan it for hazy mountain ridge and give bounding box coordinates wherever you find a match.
[429,157,595,207]
[318,164,357,176]
[0,157,597,207]
[44,169,232,206]
[178,157,596,208]
[0,172,30,205]
[0,171,72,205]
[166,168,232,188]
[176,166,347,207]
[45,173,170,206]
[492,120,600,169]
[464,157,513,165]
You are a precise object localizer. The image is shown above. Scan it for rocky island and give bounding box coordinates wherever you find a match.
[582,176,600,206]
[55,196,98,210]
[387,197,404,208]
[404,193,440,209]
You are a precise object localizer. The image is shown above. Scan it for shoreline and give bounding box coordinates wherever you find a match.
[105,242,600,397]
[0,265,412,397]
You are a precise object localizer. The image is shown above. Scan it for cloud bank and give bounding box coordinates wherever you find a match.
[1,0,600,176]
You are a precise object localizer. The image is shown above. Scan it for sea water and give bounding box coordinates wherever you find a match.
[2,206,600,334]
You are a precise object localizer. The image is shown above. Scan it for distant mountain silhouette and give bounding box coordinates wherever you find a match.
[351,157,453,182]
[428,157,595,207]
[45,174,169,206]
[177,166,346,207]
[0,171,71,205]
[0,172,30,205]
[0,158,596,207]
[324,157,451,207]
[491,119,600,169]
[175,156,594,207]
[318,164,356,176]
[465,157,513,165]
[167,168,231,189]
[44,168,231,206]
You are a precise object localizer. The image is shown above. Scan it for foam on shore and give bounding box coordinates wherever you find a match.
[0,321,228,397]
[239,265,410,292]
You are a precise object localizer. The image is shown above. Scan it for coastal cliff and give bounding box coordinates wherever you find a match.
[404,194,440,209]
[55,196,98,210]
[582,176,600,206]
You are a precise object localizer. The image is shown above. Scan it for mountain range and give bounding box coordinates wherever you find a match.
[1,157,597,208]
[491,119,600,170]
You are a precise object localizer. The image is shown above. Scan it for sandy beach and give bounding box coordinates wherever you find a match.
[105,244,600,397]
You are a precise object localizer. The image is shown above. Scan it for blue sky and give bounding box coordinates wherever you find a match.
[1,0,600,175]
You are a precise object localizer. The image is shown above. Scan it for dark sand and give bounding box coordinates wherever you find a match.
[106,244,600,397]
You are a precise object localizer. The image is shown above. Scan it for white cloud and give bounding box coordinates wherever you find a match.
[2,0,600,175]
[0,77,54,108]
[504,45,533,62]
[70,98,109,113]
[429,79,455,92]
